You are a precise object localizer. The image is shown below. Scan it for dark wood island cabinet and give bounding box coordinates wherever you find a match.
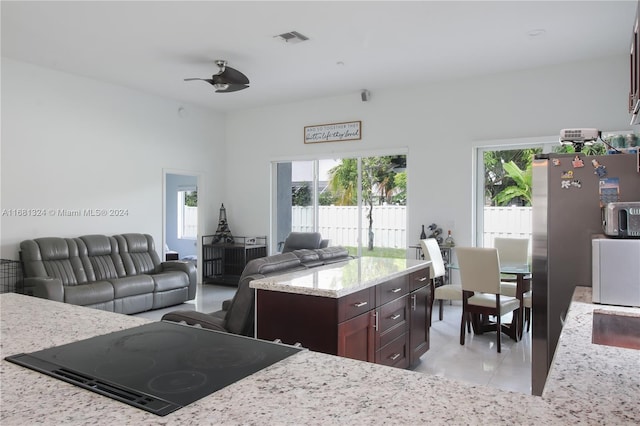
[251,258,432,369]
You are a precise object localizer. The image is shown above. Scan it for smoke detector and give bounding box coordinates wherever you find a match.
[275,31,309,44]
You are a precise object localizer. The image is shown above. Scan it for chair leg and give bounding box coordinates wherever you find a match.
[460,311,466,345]
[496,314,502,353]
[438,299,444,321]
[525,307,531,332]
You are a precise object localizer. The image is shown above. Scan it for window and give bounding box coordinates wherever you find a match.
[274,154,407,258]
[177,189,197,239]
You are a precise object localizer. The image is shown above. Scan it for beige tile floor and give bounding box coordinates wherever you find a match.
[136,285,532,395]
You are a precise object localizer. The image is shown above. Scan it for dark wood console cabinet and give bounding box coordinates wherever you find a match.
[201,235,267,286]
[255,264,432,369]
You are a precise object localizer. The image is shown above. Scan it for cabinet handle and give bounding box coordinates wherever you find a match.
[411,294,416,311]
[390,314,401,320]
[389,353,401,361]
[373,311,379,331]
[417,277,427,282]
[353,301,368,308]
[391,287,402,293]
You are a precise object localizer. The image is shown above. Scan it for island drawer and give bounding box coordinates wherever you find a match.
[375,333,409,369]
[376,275,409,306]
[409,266,430,291]
[338,287,375,323]
[376,295,409,348]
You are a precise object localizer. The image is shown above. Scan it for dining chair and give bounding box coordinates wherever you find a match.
[523,290,532,332]
[457,247,521,353]
[494,237,530,297]
[420,238,462,321]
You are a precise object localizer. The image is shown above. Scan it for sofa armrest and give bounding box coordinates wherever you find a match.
[161,260,197,300]
[161,311,227,333]
[23,277,64,302]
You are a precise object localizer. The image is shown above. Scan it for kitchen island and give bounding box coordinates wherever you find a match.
[1,287,638,425]
[250,257,433,368]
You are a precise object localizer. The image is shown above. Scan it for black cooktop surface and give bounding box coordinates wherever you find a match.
[5,321,302,416]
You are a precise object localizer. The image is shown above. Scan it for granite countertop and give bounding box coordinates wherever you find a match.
[542,286,640,423]
[1,287,639,425]
[250,257,430,298]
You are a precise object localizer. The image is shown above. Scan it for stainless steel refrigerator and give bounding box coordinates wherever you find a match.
[531,152,640,396]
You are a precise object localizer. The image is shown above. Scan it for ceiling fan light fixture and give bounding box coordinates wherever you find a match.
[214,83,229,91]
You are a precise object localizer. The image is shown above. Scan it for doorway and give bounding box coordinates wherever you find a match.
[163,171,201,264]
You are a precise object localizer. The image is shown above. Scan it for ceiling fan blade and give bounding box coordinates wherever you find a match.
[215,84,249,93]
[217,66,249,85]
[184,78,216,84]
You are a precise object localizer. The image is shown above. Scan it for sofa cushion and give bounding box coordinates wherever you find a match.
[77,235,126,281]
[292,249,323,267]
[116,234,162,275]
[109,275,155,298]
[162,310,227,332]
[64,280,114,306]
[20,238,87,285]
[316,246,350,264]
[151,271,190,292]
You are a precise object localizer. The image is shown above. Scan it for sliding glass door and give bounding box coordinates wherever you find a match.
[274,154,407,258]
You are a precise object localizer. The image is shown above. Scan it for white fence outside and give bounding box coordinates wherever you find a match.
[292,206,407,248]
[291,205,532,248]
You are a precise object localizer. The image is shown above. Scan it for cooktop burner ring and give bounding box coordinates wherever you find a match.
[112,329,195,352]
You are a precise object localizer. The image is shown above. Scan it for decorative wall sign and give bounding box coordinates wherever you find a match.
[304,121,361,144]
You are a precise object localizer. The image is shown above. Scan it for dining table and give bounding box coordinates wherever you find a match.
[448,262,531,341]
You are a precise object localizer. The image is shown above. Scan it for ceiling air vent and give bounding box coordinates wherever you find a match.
[275,31,309,44]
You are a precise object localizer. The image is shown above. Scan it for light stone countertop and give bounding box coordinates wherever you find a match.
[1,287,639,425]
[250,257,430,298]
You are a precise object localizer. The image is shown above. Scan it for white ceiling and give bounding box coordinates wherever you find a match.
[1,1,637,113]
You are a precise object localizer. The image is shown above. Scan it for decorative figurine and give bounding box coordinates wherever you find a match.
[211,203,235,244]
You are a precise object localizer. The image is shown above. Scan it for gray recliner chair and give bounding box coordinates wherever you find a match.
[162,252,305,337]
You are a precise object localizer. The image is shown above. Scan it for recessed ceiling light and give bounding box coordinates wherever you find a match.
[527,29,546,38]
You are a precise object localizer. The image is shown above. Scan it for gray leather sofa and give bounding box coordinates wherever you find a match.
[20,233,196,314]
[162,246,352,337]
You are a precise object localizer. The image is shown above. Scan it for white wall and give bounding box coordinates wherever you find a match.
[0,58,226,259]
[1,55,632,261]
[224,55,632,252]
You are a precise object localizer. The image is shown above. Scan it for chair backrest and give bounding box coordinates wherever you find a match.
[419,238,445,279]
[281,232,322,253]
[493,237,529,266]
[456,247,501,294]
[225,252,303,336]
[20,237,88,285]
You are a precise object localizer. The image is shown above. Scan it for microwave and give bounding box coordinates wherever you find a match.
[602,202,640,238]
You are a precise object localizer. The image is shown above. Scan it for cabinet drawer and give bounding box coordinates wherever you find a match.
[338,287,375,323]
[409,266,430,291]
[377,295,409,348]
[376,275,409,306]
[376,333,409,369]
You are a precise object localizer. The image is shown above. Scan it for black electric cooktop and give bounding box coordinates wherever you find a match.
[5,321,302,416]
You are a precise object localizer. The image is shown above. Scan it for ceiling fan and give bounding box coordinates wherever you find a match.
[184,60,249,93]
